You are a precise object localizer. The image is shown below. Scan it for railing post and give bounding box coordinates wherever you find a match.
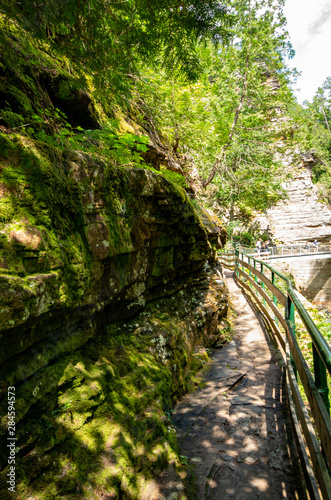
[254,258,258,296]
[235,248,239,277]
[260,262,266,306]
[286,296,296,334]
[313,344,330,415]
[248,256,252,288]
[286,295,297,378]
[272,271,279,326]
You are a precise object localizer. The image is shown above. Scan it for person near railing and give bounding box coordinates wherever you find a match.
[254,238,262,258]
[312,239,318,252]
[260,241,270,261]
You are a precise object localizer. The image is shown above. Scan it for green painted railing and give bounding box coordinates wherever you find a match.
[237,242,331,258]
[218,247,331,500]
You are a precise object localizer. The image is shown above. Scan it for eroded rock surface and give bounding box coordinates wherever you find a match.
[272,256,331,309]
[0,136,228,499]
[256,161,331,244]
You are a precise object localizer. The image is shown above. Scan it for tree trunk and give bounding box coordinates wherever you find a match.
[321,100,331,136]
[173,132,180,153]
[202,53,249,188]
[229,194,234,221]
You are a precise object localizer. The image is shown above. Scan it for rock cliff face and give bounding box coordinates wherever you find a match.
[256,160,331,244]
[272,256,331,310]
[0,133,228,499]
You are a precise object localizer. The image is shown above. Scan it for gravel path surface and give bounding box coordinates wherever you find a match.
[173,269,307,499]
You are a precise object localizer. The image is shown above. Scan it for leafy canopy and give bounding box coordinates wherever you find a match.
[289,77,331,201]
[136,0,295,217]
[0,0,233,91]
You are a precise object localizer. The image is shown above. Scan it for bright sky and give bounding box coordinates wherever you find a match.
[284,0,331,104]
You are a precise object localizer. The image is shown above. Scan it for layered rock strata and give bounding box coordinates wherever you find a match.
[256,161,331,244]
[0,134,227,499]
[272,256,331,309]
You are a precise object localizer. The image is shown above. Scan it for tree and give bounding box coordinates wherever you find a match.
[201,0,294,187]
[135,0,295,217]
[293,77,331,196]
[310,77,331,135]
[290,78,331,167]
[0,0,233,94]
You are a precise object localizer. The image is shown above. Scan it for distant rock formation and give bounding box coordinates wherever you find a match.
[272,256,331,310]
[256,155,331,244]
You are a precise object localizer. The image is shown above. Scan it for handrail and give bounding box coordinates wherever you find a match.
[218,251,235,270]
[218,246,331,499]
[236,242,331,258]
[234,250,331,384]
[289,288,331,376]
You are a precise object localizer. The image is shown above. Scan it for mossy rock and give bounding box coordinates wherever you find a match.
[0,278,228,499]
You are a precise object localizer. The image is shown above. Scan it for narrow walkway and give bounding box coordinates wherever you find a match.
[173,269,307,499]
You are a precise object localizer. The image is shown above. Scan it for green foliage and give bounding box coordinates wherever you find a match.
[233,231,255,246]
[180,455,190,466]
[295,305,331,368]
[0,0,298,222]
[0,0,233,94]
[159,168,188,189]
[135,0,295,218]
[0,109,25,127]
[225,220,241,239]
[58,125,150,168]
[289,77,331,193]
[295,304,331,405]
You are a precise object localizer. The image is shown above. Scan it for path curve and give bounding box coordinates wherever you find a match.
[173,269,307,499]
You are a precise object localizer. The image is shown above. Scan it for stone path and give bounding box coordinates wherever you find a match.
[173,269,307,499]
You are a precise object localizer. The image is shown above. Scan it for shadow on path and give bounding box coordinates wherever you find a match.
[172,269,307,499]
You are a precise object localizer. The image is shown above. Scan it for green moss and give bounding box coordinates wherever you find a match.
[0,15,220,498]
[0,131,95,309]
[0,283,218,499]
[159,167,189,189]
[0,15,102,136]
[152,247,174,277]
[6,331,175,498]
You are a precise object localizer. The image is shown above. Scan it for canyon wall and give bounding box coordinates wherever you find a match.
[256,159,331,244]
[272,256,331,310]
[256,155,331,310]
[0,134,228,499]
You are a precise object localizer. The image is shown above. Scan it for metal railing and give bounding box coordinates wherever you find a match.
[237,243,331,258]
[218,251,236,269]
[218,247,331,500]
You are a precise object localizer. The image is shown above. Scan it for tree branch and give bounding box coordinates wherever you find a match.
[202,38,250,187]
